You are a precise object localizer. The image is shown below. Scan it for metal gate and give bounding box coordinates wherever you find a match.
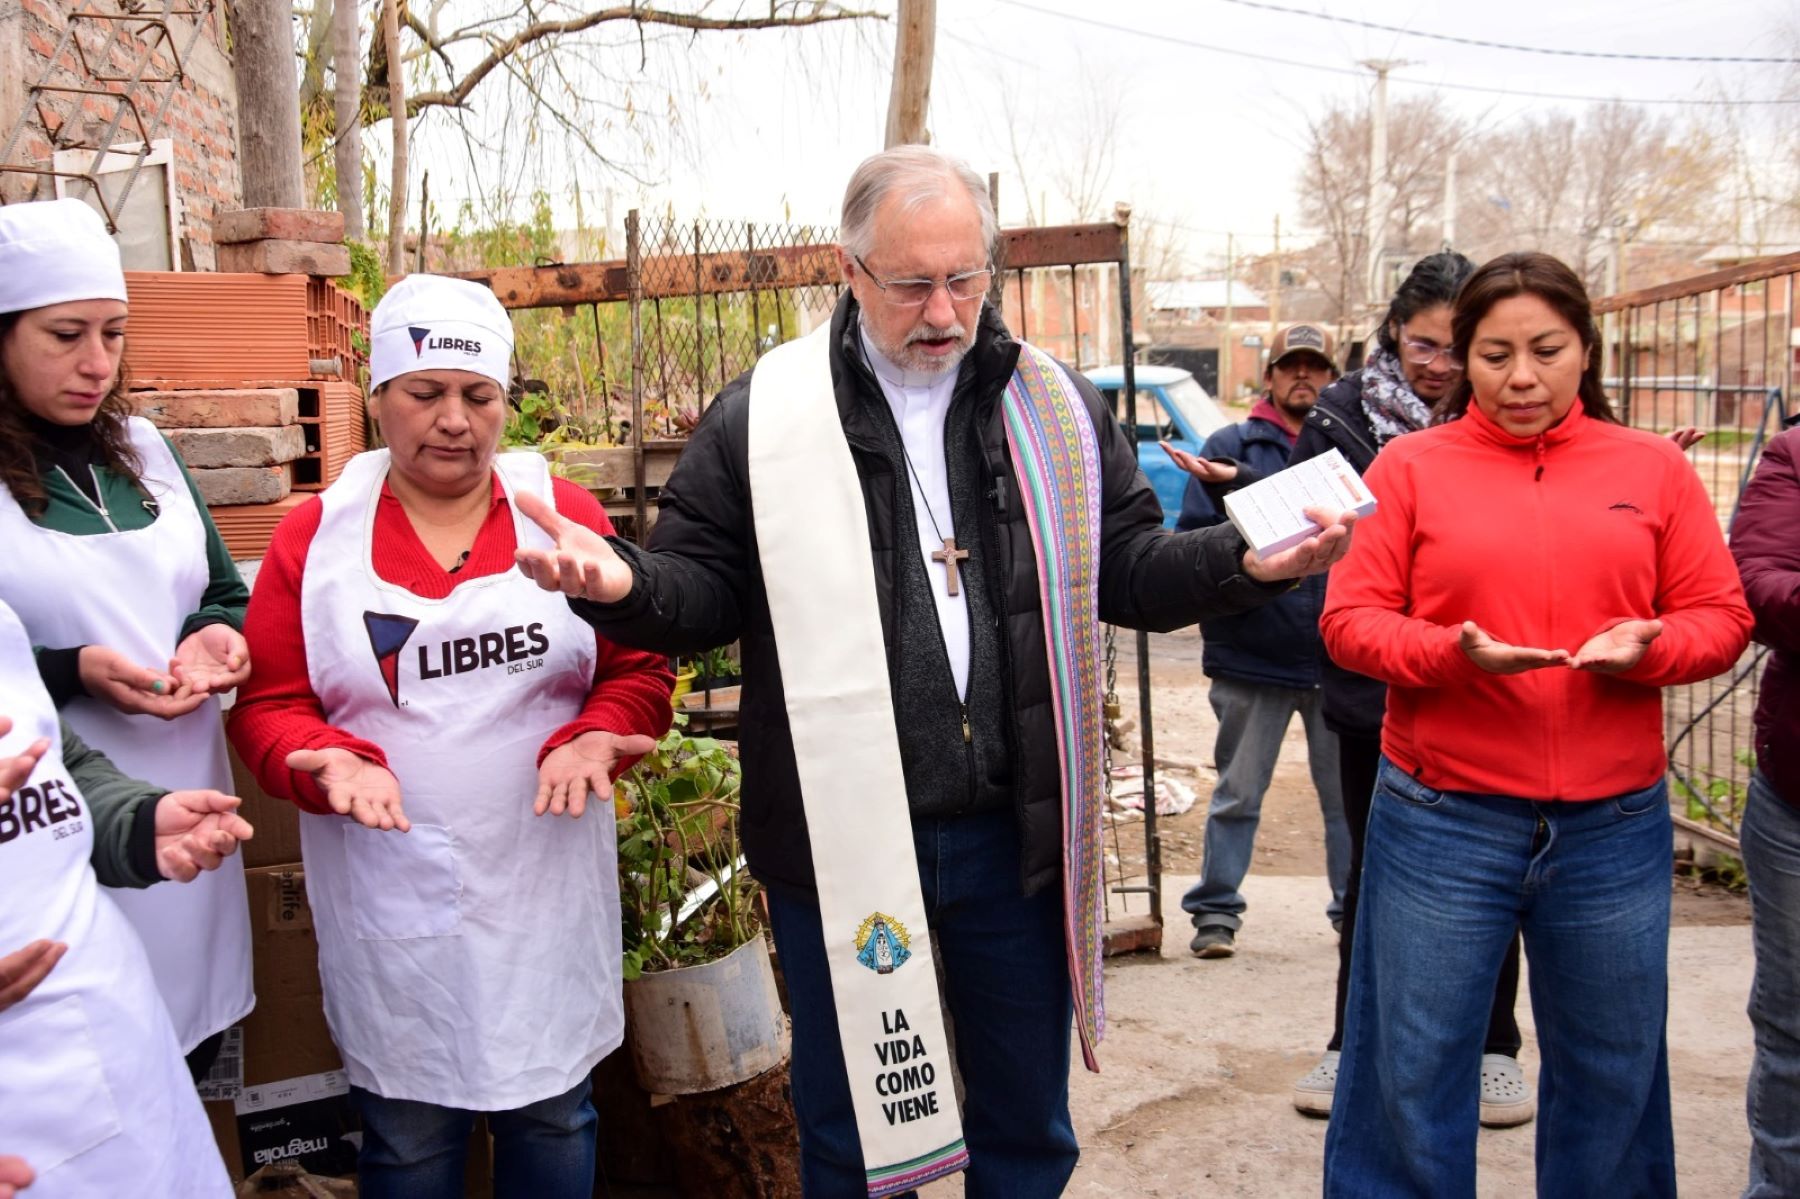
[1596,250,1800,848]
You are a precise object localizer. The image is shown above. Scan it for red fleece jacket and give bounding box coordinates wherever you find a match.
[1321,402,1752,801]
[227,474,674,813]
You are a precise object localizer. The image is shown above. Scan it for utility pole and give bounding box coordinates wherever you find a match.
[383,0,408,276]
[1442,151,1457,250]
[232,0,306,208]
[884,0,936,147]
[1269,214,1282,342]
[1221,233,1235,403]
[331,0,363,238]
[1360,59,1411,311]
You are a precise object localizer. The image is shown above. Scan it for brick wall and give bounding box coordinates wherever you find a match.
[1,0,241,269]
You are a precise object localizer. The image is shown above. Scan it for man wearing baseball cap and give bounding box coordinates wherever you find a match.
[1162,323,1349,959]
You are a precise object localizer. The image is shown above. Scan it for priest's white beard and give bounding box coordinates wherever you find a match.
[869,318,972,376]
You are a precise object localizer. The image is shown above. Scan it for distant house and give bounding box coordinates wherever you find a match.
[1141,278,1280,401]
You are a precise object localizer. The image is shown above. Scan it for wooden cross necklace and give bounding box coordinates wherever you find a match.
[899,446,969,597]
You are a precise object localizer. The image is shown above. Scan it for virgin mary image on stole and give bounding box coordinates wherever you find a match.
[856,912,913,974]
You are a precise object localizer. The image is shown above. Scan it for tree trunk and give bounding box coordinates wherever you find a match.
[882,0,935,149]
[231,0,305,208]
[331,0,363,239]
[382,0,407,275]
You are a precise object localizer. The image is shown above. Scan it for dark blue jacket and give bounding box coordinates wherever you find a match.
[1178,413,1327,690]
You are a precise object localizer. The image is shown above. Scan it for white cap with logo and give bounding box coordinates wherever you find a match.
[369,273,514,392]
[0,199,128,315]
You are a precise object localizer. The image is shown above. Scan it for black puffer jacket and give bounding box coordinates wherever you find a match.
[576,293,1289,897]
[1291,372,1387,737]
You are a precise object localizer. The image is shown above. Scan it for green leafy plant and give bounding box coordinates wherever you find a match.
[615,717,759,981]
[690,645,741,683]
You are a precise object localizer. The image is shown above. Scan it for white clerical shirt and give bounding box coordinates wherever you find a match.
[859,323,971,700]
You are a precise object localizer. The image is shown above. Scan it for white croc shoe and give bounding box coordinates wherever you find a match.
[1292,1050,1339,1117]
[1479,1053,1536,1128]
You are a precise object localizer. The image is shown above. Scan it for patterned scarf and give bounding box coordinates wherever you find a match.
[1359,344,1434,446]
[1000,342,1107,1073]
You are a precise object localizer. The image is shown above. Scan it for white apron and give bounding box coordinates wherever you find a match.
[298,448,618,1110]
[0,599,232,1198]
[0,416,253,1052]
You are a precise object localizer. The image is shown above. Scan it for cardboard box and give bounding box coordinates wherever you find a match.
[228,742,304,870]
[234,1069,360,1179]
[205,1099,245,1184]
[242,865,342,1086]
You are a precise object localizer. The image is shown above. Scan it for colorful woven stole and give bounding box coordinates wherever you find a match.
[1001,341,1107,1070]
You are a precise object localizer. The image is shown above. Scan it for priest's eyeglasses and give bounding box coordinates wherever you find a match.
[854,255,994,307]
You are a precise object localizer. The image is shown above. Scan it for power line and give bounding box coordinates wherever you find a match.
[989,0,1800,106]
[1217,0,1799,65]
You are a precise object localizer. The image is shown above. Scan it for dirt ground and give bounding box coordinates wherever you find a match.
[926,630,1757,1198]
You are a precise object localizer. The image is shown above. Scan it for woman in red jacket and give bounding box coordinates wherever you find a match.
[228,274,673,1198]
[1318,251,1752,1197]
[1731,423,1800,1196]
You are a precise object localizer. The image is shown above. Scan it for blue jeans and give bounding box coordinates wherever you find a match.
[350,1076,597,1199]
[765,808,1079,1198]
[1323,759,1675,1199]
[1181,676,1349,931]
[1742,770,1800,1197]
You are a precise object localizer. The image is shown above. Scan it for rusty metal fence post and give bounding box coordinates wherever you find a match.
[626,209,647,535]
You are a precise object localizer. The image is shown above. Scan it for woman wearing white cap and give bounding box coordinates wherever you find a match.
[0,592,251,1198]
[228,273,674,1197]
[0,198,255,1079]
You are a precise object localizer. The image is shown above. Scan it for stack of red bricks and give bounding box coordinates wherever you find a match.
[125,209,369,559]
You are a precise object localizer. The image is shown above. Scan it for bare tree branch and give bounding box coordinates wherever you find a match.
[363,3,882,120]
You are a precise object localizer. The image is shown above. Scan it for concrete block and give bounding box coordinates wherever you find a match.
[191,466,291,506]
[213,207,347,246]
[136,389,300,429]
[215,239,351,277]
[168,425,307,468]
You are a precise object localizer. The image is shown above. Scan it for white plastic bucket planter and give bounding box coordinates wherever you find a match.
[624,935,790,1094]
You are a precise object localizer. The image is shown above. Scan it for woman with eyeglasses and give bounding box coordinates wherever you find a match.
[1282,251,1548,1124]
[1319,251,1751,1196]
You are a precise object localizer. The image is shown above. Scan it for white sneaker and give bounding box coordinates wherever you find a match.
[1479,1053,1536,1127]
[1292,1050,1339,1117]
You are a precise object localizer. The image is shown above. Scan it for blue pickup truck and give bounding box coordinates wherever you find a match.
[1083,364,1232,527]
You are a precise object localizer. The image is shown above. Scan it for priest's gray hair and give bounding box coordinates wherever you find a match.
[840,146,998,263]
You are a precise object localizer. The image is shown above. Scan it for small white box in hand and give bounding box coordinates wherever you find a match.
[1223,448,1377,559]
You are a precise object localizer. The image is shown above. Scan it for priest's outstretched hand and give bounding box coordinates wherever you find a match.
[514,491,635,603]
[1241,506,1357,583]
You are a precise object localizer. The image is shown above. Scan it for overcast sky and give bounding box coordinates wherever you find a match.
[404,0,1797,272]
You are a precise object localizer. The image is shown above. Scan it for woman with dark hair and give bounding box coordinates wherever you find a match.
[1287,250,1538,1126]
[1319,251,1752,1195]
[0,199,253,1081]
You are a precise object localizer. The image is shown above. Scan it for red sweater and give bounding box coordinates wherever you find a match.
[228,473,674,814]
[1320,403,1753,801]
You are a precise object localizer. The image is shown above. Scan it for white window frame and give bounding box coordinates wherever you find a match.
[52,137,183,272]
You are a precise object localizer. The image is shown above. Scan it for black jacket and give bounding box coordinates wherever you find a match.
[574,294,1290,897]
[1292,372,1387,737]
[1176,414,1328,690]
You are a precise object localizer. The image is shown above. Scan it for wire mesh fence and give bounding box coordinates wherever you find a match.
[1598,255,1799,841]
